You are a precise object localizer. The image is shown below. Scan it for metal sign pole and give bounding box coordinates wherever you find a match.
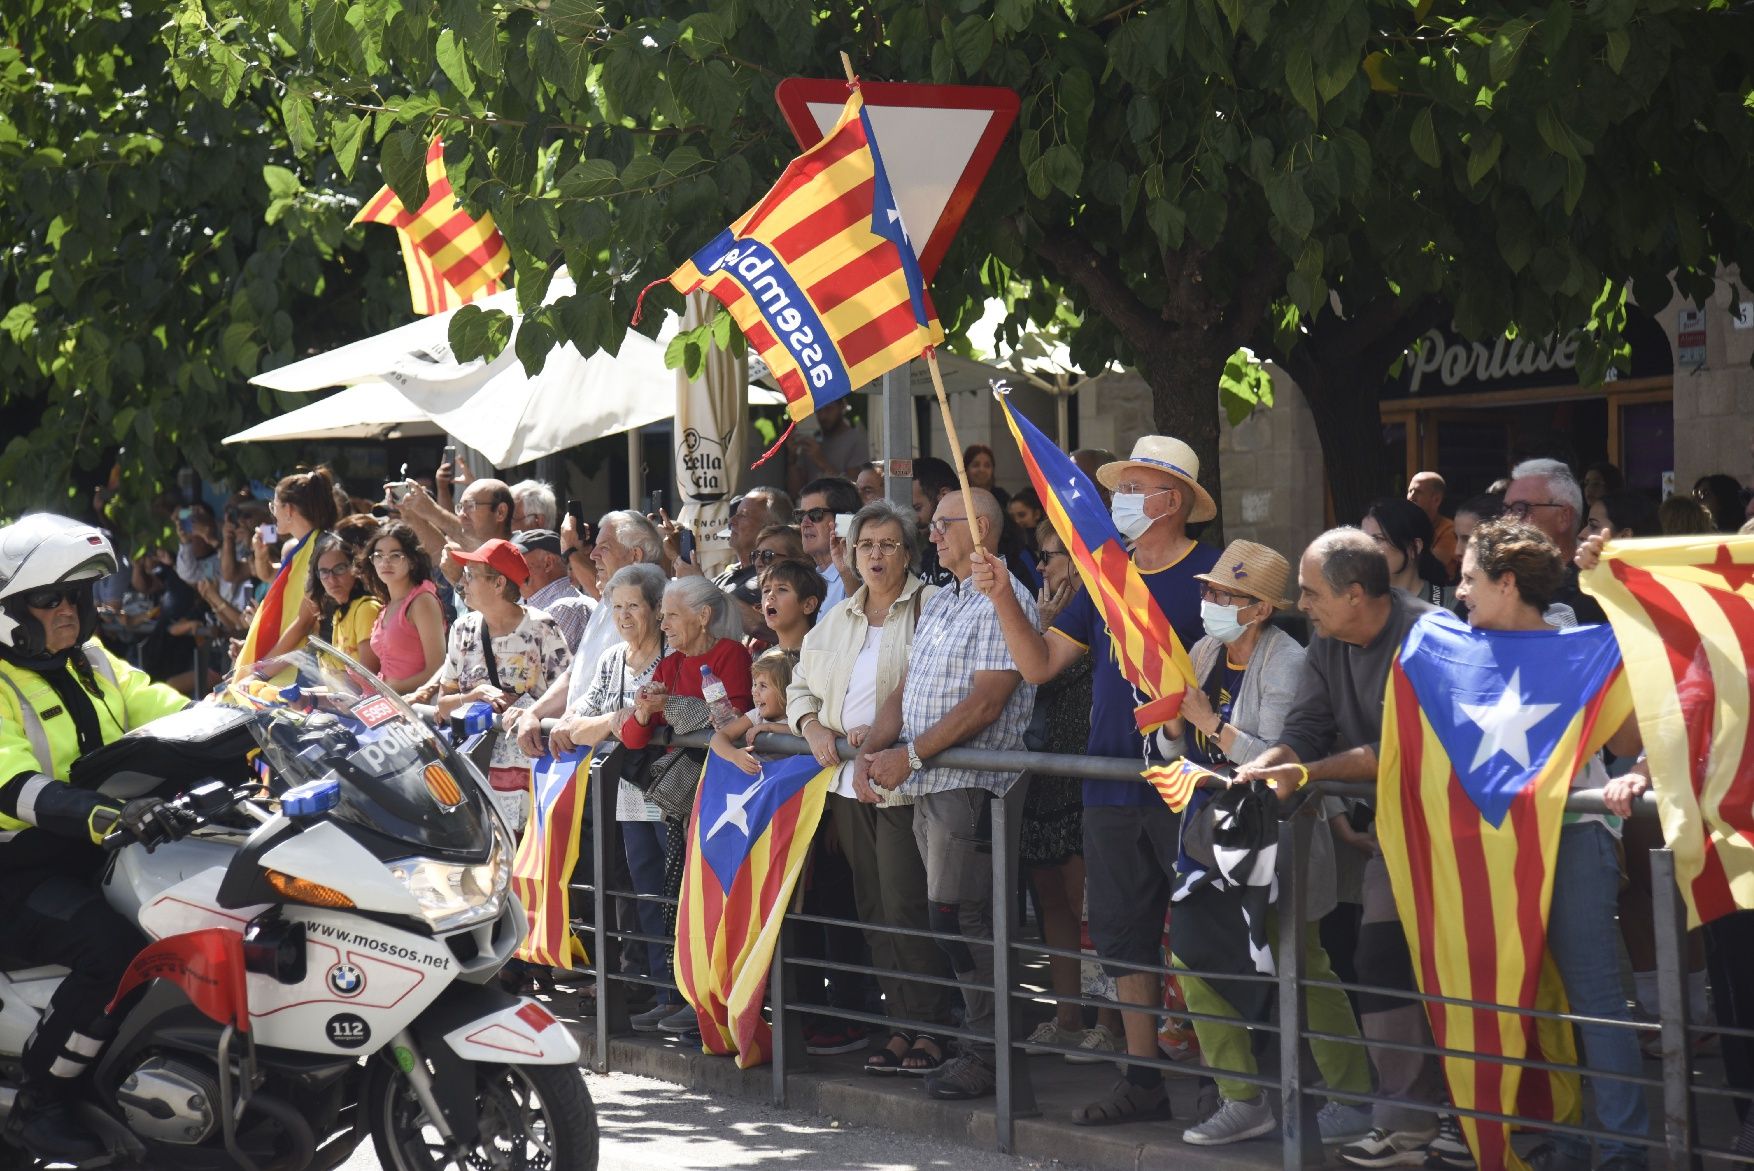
[882,365,913,508]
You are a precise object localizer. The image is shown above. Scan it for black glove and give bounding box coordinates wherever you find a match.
[111,798,188,853]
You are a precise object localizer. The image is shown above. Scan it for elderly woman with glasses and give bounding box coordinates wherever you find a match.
[786,499,956,1073]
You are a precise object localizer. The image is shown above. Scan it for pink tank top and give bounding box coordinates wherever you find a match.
[370,580,440,681]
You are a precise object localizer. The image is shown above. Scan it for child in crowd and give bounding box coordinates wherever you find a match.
[709,649,795,775]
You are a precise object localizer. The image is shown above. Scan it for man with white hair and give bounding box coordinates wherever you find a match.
[1502,459,1603,622]
[510,479,557,532]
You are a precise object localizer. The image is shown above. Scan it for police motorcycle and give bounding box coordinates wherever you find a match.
[0,641,597,1170]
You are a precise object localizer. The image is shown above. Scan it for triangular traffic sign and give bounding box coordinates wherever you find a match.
[774,78,1019,284]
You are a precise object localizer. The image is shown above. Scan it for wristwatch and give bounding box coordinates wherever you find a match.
[905,742,924,772]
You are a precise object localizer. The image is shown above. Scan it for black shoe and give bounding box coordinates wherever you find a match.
[20,1097,106,1162]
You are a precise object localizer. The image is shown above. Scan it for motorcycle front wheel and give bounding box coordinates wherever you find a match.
[364,1058,599,1171]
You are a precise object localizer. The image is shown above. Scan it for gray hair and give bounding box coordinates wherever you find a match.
[510,479,556,529]
[846,499,920,584]
[1308,526,1390,599]
[743,486,794,526]
[664,574,743,643]
[1510,458,1584,519]
[599,510,664,565]
[603,562,666,613]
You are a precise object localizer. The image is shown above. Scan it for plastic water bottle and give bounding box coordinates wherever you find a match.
[699,665,740,730]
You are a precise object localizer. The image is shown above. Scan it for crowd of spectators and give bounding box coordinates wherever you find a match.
[85,425,1754,1162]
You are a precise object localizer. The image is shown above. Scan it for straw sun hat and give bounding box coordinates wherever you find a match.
[1192,540,1294,609]
[1095,435,1218,524]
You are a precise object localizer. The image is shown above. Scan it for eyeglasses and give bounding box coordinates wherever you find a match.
[1112,482,1177,499]
[316,564,354,580]
[1038,548,1069,562]
[369,550,409,564]
[928,517,970,537]
[1199,584,1256,606]
[854,538,904,556]
[462,568,501,585]
[21,585,85,611]
[751,548,785,565]
[793,507,837,524]
[1504,500,1566,519]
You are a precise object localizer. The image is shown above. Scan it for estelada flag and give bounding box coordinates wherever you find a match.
[233,528,318,677]
[355,137,509,315]
[109,928,250,1032]
[660,87,944,458]
[674,753,834,1068]
[1145,757,1217,813]
[1581,534,1754,926]
[512,748,591,968]
[1377,611,1633,1171]
[995,388,1197,729]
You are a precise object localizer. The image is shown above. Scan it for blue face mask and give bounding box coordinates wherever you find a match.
[1110,494,1156,542]
[1200,599,1250,644]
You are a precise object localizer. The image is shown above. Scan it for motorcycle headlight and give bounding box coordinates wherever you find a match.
[388,823,512,933]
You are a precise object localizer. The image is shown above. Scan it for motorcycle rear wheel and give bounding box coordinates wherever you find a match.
[364,1059,598,1171]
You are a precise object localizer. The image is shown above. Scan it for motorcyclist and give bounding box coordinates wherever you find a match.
[0,514,192,1159]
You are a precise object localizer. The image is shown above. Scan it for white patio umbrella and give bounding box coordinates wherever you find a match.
[222,382,441,444]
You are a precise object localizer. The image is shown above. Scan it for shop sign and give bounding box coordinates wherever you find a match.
[1385,314,1674,400]
[1677,307,1707,367]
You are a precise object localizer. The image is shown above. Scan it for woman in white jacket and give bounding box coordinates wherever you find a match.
[787,499,955,1074]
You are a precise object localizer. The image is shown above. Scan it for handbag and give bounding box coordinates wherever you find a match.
[644,695,712,822]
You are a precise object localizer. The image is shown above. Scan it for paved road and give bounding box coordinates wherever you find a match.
[341,1069,1052,1171]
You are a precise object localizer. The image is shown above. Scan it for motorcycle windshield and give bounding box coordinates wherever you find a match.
[223,640,495,859]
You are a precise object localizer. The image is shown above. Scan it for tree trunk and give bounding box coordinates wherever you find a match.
[1134,343,1227,532]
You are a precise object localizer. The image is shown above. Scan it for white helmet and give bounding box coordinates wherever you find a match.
[0,513,118,654]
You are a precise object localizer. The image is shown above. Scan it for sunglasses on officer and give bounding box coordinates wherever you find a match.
[21,585,88,612]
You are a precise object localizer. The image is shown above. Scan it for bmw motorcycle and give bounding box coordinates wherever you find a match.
[0,642,597,1170]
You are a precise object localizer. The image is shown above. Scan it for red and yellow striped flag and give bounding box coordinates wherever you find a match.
[674,754,835,1068]
[512,748,591,968]
[354,138,509,316]
[995,389,1196,729]
[1378,611,1633,1171]
[1144,757,1214,813]
[662,87,943,453]
[233,529,318,677]
[1582,533,1754,926]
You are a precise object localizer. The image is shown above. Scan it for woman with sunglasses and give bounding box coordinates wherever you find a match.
[0,514,191,1159]
[304,534,382,666]
[365,522,446,694]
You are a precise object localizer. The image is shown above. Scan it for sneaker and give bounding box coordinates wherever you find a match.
[659,1005,698,1033]
[1065,1023,1124,1065]
[923,1053,995,1100]
[1182,1095,1277,1146]
[1422,1116,1475,1169]
[1024,1020,1084,1049]
[629,1003,674,1032]
[1318,1100,1375,1145]
[1523,1142,1587,1171]
[1338,1126,1439,1168]
[804,1024,869,1055]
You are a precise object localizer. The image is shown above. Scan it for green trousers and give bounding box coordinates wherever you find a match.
[1173,917,1370,1104]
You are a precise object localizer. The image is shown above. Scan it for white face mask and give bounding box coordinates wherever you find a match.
[1200,599,1250,644]
[1110,494,1156,541]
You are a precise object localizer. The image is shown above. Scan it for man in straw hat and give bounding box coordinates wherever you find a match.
[1170,540,1372,1147]
[1231,529,1470,1169]
[973,434,1220,1127]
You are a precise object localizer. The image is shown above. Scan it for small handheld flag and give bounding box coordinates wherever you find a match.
[1377,611,1632,1171]
[355,138,510,315]
[655,84,944,461]
[674,753,835,1067]
[994,386,1198,729]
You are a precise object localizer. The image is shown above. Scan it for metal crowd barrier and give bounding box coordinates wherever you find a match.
[530,721,1741,1171]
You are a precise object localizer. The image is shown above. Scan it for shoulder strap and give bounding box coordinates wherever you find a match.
[82,644,118,689]
[0,668,54,774]
[479,615,502,689]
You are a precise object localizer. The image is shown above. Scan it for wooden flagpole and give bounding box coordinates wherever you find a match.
[839,52,984,553]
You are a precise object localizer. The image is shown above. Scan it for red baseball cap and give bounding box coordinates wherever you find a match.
[453,538,529,585]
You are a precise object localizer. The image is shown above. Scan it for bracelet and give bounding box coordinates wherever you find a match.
[1289,762,1311,788]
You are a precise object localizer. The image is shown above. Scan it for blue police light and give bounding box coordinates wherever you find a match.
[281,777,341,819]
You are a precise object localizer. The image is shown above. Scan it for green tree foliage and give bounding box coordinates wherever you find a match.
[0,0,411,523]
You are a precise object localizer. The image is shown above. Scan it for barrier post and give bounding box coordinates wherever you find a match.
[771,884,809,1107]
[1649,848,1697,1170]
[1278,810,1318,1170]
[992,777,1037,1152]
[590,759,627,1069]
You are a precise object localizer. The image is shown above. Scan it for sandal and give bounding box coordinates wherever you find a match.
[864,1031,913,1075]
[898,1034,945,1076]
[1072,1077,1173,1127]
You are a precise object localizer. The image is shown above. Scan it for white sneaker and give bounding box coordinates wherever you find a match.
[1318,1100,1375,1144]
[1182,1095,1277,1146]
[1065,1023,1124,1065]
[1024,1020,1084,1049]
[1338,1126,1439,1168]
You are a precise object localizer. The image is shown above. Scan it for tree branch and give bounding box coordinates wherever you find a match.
[1025,221,1169,360]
